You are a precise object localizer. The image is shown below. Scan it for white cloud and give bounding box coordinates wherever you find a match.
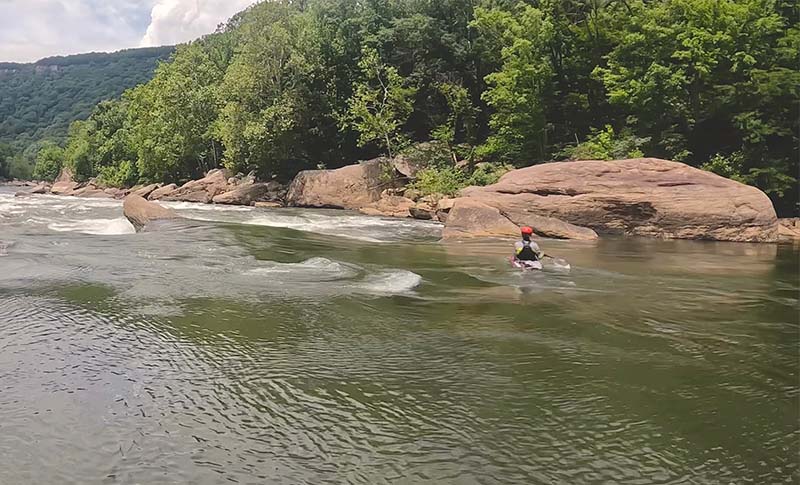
[0,0,256,63]
[140,0,257,47]
[0,0,153,62]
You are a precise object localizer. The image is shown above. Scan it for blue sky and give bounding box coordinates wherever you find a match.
[0,0,257,62]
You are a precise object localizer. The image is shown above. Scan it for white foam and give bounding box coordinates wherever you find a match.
[358,270,422,294]
[246,257,359,280]
[162,201,252,212]
[47,217,136,235]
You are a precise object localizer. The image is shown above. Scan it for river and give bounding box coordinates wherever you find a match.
[0,186,797,484]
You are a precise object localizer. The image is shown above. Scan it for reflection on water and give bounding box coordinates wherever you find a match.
[0,187,798,484]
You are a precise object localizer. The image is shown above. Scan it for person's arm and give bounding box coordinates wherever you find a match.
[513,241,523,258]
[531,241,544,259]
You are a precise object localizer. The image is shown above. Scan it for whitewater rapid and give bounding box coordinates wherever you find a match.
[0,189,439,300]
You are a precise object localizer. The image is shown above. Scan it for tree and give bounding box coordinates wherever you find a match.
[32,143,64,181]
[0,143,13,179]
[344,46,417,159]
[472,3,555,163]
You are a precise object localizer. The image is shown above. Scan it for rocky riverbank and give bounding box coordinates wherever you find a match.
[10,157,795,243]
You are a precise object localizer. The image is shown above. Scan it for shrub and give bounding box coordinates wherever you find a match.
[409,162,511,197]
[561,125,650,161]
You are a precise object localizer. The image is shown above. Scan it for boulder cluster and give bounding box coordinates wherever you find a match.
[13,157,789,243]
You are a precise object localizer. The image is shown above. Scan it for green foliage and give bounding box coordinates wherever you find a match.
[409,161,510,197]
[561,125,650,160]
[400,141,457,170]
[7,156,33,180]
[702,152,796,197]
[465,162,512,187]
[409,165,467,197]
[32,143,64,181]
[431,83,478,149]
[345,47,418,159]
[472,3,555,162]
[0,143,12,179]
[98,160,138,188]
[8,0,797,214]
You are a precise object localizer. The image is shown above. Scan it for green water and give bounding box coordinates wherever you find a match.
[0,188,798,484]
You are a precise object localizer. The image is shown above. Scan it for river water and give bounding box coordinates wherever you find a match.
[0,186,797,484]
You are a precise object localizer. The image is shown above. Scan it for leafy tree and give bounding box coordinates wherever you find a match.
[345,47,418,159]
[472,3,555,162]
[32,143,64,181]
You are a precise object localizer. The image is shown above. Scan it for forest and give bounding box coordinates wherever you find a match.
[0,46,174,178]
[21,0,800,214]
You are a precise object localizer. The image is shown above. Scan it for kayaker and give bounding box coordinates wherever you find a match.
[513,226,543,262]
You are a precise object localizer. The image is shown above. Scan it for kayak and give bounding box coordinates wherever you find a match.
[510,257,543,271]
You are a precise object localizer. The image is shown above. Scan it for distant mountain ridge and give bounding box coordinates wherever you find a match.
[0,46,175,154]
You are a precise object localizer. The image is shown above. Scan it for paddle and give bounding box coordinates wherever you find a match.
[542,253,571,270]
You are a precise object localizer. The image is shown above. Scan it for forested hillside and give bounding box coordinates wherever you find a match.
[0,46,174,176]
[29,0,800,214]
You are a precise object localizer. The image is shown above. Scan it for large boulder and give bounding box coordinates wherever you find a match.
[123,194,179,232]
[460,158,778,242]
[50,181,79,195]
[286,158,399,210]
[442,198,597,240]
[163,169,231,204]
[213,182,279,206]
[148,183,178,200]
[442,199,521,240]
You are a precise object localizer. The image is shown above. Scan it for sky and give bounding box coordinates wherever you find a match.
[0,0,257,63]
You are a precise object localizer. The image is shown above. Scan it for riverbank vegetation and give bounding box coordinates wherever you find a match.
[28,0,799,214]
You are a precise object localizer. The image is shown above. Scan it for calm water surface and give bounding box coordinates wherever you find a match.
[0,186,797,484]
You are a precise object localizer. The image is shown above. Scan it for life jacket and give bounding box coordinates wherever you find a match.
[517,240,539,261]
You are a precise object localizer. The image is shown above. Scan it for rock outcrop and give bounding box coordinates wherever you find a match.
[442,199,521,240]
[123,194,179,232]
[212,182,280,206]
[442,198,597,240]
[163,169,230,203]
[132,183,161,199]
[286,158,400,210]
[148,183,177,200]
[778,218,800,243]
[15,182,49,197]
[459,158,778,242]
[359,196,416,218]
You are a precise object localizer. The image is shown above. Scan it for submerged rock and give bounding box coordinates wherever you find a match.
[460,158,778,242]
[123,194,179,232]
